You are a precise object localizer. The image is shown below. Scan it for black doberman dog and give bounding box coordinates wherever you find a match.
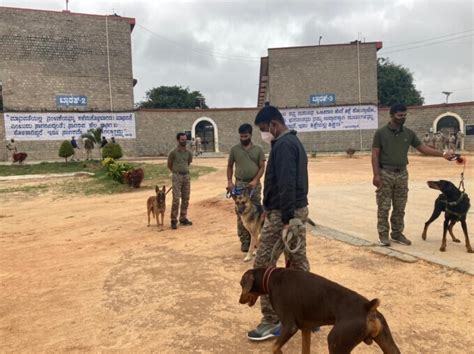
[240,267,400,354]
[422,180,472,253]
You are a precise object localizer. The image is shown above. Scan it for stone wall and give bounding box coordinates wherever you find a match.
[1,102,472,161]
[267,43,379,107]
[0,7,135,112]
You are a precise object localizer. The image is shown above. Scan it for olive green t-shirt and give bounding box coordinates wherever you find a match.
[228,143,265,180]
[168,148,193,173]
[372,124,422,166]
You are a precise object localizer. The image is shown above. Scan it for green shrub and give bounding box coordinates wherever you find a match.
[102,158,133,183]
[102,143,123,159]
[59,140,74,162]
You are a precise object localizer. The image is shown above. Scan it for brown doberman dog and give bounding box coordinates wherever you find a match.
[239,267,400,354]
[147,185,171,229]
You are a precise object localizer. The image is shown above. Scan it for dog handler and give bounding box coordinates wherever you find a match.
[247,105,311,341]
[226,123,266,252]
[372,103,456,247]
[168,132,193,230]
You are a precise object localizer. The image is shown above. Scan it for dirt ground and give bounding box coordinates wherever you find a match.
[1,156,473,353]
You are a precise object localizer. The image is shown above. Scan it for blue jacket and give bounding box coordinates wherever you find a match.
[263,130,309,224]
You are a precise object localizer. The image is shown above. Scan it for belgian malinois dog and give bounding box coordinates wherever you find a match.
[147,185,171,230]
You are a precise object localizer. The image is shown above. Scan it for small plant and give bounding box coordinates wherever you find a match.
[59,140,74,162]
[311,151,317,158]
[123,168,144,188]
[102,143,123,159]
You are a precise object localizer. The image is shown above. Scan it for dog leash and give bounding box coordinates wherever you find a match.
[458,157,466,192]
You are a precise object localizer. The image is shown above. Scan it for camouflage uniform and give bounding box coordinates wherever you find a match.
[372,123,421,243]
[448,135,456,151]
[171,172,191,222]
[168,147,193,223]
[376,169,409,239]
[434,133,443,151]
[235,181,262,246]
[456,131,464,150]
[254,207,310,323]
[228,143,266,248]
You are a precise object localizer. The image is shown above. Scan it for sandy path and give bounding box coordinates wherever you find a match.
[0,156,473,353]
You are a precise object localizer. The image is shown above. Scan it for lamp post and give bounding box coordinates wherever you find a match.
[442,91,452,104]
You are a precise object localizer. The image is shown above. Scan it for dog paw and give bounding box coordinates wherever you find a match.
[439,247,446,252]
[467,249,474,253]
[421,234,426,240]
[453,238,461,243]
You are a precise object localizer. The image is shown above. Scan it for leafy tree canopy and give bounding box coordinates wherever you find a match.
[377,57,424,107]
[138,85,208,109]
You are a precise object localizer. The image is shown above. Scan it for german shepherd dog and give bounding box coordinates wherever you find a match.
[232,188,317,262]
[422,180,472,253]
[147,185,171,230]
[232,189,265,262]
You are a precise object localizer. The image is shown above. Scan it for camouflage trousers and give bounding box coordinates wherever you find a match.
[376,169,409,239]
[235,181,262,246]
[254,207,310,323]
[171,173,191,222]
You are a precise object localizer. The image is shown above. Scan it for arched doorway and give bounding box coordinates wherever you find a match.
[436,115,460,135]
[192,117,219,153]
[433,112,464,135]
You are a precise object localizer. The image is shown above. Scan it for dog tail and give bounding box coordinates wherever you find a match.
[306,218,316,227]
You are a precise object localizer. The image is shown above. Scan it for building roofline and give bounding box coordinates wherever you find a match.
[140,107,260,113]
[0,6,135,31]
[379,101,474,110]
[268,41,383,52]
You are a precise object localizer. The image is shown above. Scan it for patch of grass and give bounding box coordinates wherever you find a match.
[59,162,216,195]
[0,160,101,176]
[0,161,216,195]
[0,184,49,194]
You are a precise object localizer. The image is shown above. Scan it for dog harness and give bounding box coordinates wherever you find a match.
[262,266,277,294]
[442,193,470,220]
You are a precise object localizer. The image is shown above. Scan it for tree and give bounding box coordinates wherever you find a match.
[58,140,74,162]
[81,127,103,146]
[102,143,123,159]
[377,57,424,107]
[138,86,208,109]
[81,127,103,159]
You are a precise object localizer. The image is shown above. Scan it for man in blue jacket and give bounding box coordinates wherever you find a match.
[247,105,311,341]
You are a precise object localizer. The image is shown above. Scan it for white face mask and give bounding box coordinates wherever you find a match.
[260,131,274,144]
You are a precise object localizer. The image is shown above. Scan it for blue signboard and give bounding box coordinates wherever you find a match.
[56,95,88,107]
[309,94,336,106]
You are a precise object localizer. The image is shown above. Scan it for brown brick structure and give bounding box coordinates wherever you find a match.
[258,42,382,108]
[0,6,135,112]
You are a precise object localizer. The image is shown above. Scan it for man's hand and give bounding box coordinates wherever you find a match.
[373,174,382,189]
[248,179,258,189]
[443,150,456,161]
[226,181,235,192]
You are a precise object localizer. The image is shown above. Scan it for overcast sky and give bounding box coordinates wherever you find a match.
[1,0,473,107]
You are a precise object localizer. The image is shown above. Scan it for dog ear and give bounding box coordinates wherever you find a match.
[162,185,166,192]
[366,298,380,312]
[241,271,254,294]
[366,299,382,338]
[155,185,159,193]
